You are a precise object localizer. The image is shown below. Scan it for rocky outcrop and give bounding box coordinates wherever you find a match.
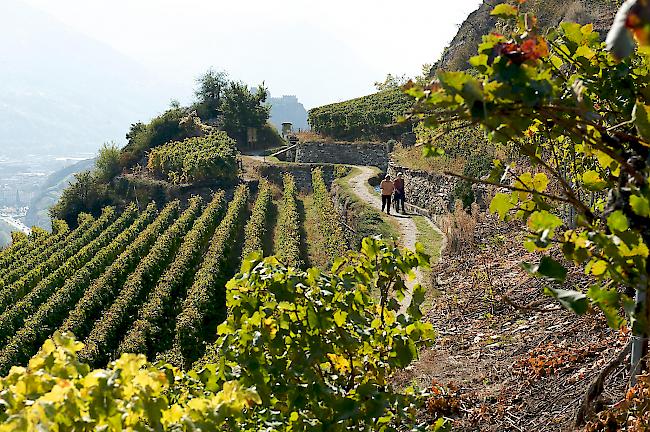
[432,0,617,73]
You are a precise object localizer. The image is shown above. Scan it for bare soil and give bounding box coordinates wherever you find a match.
[394,214,630,431]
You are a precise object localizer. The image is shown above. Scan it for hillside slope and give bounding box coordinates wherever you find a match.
[433,0,618,72]
[25,158,96,230]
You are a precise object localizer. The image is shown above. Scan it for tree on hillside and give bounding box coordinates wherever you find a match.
[194,69,228,119]
[120,108,190,167]
[221,81,270,145]
[50,171,110,227]
[374,73,409,91]
[95,142,121,182]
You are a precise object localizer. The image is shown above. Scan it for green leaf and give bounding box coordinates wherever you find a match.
[633,101,650,142]
[582,170,607,191]
[544,287,588,315]
[537,256,568,282]
[490,3,517,18]
[470,54,489,70]
[590,260,608,276]
[333,311,347,327]
[607,210,629,232]
[489,193,515,219]
[527,210,563,234]
[630,195,650,217]
[587,285,625,329]
[532,173,549,192]
[422,145,445,158]
[393,338,417,367]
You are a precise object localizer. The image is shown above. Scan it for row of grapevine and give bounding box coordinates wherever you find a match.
[147,132,238,184]
[0,223,58,271]
[311,168,348,263]
[0,236,29,267]
[277,174,302,267]
[0,205,139,347]
[0,224,66,281]
[0,221,75,289]
[0,204,160,373]
[0,209,116,313]
[59,201,182,340]
[117,190,228,360]
[77,196,209,366]
[241,180,273,258]
[175,184,249,364]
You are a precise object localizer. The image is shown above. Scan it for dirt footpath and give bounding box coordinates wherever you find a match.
[347,165,443,312]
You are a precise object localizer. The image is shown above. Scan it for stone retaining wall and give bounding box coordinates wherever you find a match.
[387,163,461,215]
[295,142,390,170]
[387,163,491,214]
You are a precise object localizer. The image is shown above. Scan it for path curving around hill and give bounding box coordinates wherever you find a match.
[347,166,445,312]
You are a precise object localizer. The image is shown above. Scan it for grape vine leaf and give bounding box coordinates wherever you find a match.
[607,210,629,232]
[630,195,650,217]
[490,3,517,18]
[544,287,588,315]
[523,256,567,283]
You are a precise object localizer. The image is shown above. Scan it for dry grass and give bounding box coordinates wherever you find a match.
[438,200,478,254]
[295,131,330,142]
[391,144,466,174]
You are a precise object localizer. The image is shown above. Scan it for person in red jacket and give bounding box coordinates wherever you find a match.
[380,175,394,215]
[393,172,406,214]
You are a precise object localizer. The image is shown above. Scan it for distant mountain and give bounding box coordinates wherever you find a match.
[0,2,179,156]
[268,95,309,132]
[433,0,617,73]
[25,158,96,230]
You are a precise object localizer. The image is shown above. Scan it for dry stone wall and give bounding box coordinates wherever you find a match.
[387,163,461,215]
[295,142,390,170]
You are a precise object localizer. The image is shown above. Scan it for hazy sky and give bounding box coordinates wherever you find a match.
[21,0,482,109]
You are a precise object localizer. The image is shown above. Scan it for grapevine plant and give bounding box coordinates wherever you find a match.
[406,0,650,375]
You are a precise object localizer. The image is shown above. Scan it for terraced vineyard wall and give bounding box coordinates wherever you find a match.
[295,142,390,171]
[387,163,460,215]
[387,163,491,215]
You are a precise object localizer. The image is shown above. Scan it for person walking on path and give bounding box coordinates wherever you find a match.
[380,175,395,215]
[393,172,406,214]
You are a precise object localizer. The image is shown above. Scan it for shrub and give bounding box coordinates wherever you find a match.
[95,142,121,181]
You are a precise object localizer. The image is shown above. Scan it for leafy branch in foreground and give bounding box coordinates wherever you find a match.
[212,237,435,430]
[406,0,650,383]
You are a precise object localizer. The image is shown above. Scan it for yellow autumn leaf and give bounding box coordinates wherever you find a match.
[327,353,351,374]
[591,260,608,276]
